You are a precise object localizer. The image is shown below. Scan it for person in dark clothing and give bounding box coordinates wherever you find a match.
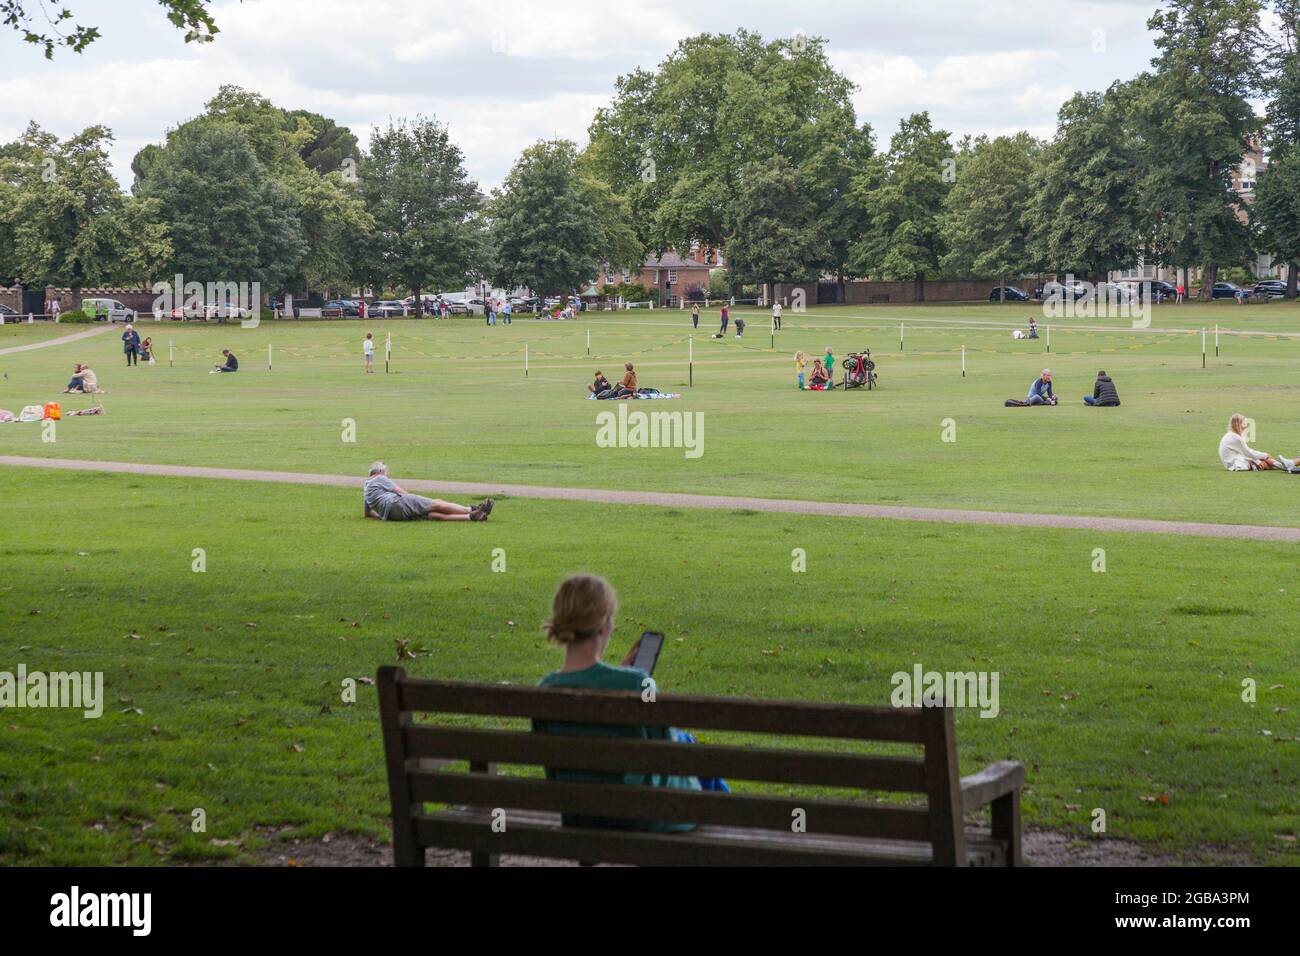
[718,304,729,336]
[1083,370,1120,407]
[212,349,239,373]
[122,325,140,366]
[587,370,612,395]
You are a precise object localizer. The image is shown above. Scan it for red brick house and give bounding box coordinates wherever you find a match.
[589,252,713,302]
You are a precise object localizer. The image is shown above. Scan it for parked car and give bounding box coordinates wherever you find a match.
[324,299,361,316]
[368,300,407,317]
[1090,282,1133,304]
[1254,279,1289,299]
[0,304,17,319]
[1038,280,1087,301]
[1211,282,1246,300]
[1120,279,1177,302]
[82,297,137,322]
[445,301,472,315]
[988,286,1030,301]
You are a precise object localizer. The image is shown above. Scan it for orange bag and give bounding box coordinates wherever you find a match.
[43,402,62,420]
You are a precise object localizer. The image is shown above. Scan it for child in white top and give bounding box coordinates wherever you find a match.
[364,333,375,374]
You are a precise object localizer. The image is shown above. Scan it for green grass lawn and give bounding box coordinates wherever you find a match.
[1,302,1298,866]
[2,302,1299,525]
[0,468,1296,865]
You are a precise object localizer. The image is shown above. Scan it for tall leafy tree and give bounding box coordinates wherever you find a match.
[849,113,953,300]
[1141,0,1264,297]
[585,30,857,272]
[941,133,1043,296]
[0,123,170,295]
[491,140,603,298]
[360,117,485,312]
[803,122,874,302]
[1257,0,1300,294]
[724,156,826,296]
[136,121,306,293]
[1024,84,1143,281]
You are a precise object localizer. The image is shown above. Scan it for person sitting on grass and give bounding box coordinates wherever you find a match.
[63,363,97,393]
[1083,370,1120,407]
[1027,368,1056,405]
[615,362,638,398]
[1218,414,1296,472]
[535,574,725,832]
[362,461,493,521]
[211,349,239,373]
[587,369,612,396]
[807,358,830,390]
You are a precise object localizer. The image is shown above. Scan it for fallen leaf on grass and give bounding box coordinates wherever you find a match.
[1139,793,1171,805]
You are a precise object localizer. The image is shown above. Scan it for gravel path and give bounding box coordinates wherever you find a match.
[0,324,114,355]
[4,454,1299,541]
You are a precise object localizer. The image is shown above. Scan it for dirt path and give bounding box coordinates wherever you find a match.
[0,324,114,355]
[4,454,1300,541]
[253,827,1247,867]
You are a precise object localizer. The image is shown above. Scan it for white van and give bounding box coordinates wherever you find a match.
[81,298,136,323]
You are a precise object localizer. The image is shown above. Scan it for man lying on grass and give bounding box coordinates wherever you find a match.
[362,461,493,521]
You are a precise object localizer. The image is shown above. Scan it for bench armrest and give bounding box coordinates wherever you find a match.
[960,761,1025,813]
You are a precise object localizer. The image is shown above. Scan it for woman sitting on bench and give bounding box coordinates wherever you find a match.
[537,574,724,831]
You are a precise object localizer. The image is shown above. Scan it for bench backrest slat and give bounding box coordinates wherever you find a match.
[404,726,928,791]
[397,678,925,742]
[410,770,933,841]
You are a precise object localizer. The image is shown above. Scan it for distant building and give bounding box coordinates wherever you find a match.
[588,252,713,302]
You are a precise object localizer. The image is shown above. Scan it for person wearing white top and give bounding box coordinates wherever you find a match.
[1218,413,1293,471]
[363,333,375,374]
[772,301,782,330]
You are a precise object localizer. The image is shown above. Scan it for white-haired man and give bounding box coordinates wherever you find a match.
[363,462,493,521]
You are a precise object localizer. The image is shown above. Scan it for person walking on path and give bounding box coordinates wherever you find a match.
[691,302,700,329]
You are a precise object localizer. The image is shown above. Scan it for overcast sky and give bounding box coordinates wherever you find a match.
[0,0,1181,189]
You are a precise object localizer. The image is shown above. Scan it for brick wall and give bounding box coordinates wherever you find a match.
[771,279,1038,305]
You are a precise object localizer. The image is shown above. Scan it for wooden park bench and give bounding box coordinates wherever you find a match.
[377,666,1025,867]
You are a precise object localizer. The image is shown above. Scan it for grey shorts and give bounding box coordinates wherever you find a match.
[384,494,434,520]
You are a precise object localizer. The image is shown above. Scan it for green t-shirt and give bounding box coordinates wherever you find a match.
[537,662,699,832]
[824,352,835,372]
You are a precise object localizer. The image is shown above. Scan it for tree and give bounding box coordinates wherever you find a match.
[1141,0,1265,298]
[724,156,825,296]
[2,0,219,58]
[1258,0,1300,295]
[360,117,485,312]
[133,86,371,297]
[941,133,1043,296]
[585,30,857,269]
[491,140,603,298]
[849,113,954,301]
[136,121,306,293]
[803,122,874,302]
[1024,84,1143,281]
[1254,150,1300,294]
[0,123,171,296]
